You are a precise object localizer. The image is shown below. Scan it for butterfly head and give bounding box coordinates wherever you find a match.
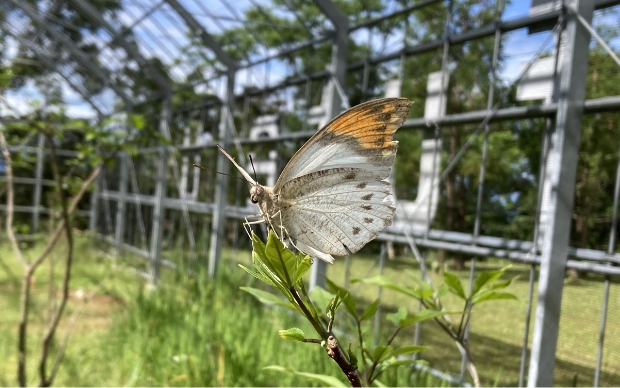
[249,184,265,204]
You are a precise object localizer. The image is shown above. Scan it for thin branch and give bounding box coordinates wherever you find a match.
[367,326,400,384]
[39,133,74,387]
[457,301,469,338]
[0,130,28,268]
[325,336,362,388]
[28,164,102,272]
[419,299,480,388]
[14,161,101,387]
[17,272,32,386]
[355,320,369,383]
[289,286,329,339]
[0,128,31,386]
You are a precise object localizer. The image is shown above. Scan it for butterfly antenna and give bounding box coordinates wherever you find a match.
[248,154,259,183]
[192,164,253,184]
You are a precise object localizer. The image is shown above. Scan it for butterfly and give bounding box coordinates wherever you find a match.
[219,97,413,264]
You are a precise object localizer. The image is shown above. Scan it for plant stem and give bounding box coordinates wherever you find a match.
[38,133,75,387]
[289,287,328,339]
[325,336,362,387]
[355,319,368,383]
[0,130,28,269]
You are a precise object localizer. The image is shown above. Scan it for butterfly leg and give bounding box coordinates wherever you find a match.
[243,214,265,238]
[270,210,303,253]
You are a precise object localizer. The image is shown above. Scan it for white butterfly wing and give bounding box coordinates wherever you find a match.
[274,98,412,191]
[279,168,395,257]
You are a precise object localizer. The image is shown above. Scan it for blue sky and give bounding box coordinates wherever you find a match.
[2,0,619,119]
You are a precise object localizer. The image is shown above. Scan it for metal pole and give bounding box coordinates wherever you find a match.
[208,71,236,277]
[309,0,349,290]
[114,153,128,253]
[150,98,171,283]
[593,140,620,386]
[373,244,386,347]
[89,172,100,234]
[528,1,594,386]
[31,133,44,233]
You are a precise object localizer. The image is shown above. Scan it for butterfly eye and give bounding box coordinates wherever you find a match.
[251,197,258,204]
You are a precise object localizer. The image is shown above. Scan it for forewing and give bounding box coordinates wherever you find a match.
[280,168,395,256]
[274,98,412,191]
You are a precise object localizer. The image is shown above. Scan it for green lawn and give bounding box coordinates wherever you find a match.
[320,249,620,387]
[0,234,618,386]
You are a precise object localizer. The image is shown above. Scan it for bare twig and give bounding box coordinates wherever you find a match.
[0,129,30,386]
[325,336,362,387]
[38,133,74,387]
[14,161,101,386]
[28,164,102,271]
[0,130,28,268]
[419,299,480,388]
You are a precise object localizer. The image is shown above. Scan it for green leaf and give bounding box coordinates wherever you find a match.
[265,232,298,286]
[326,278,357,319]
[278,327,305,341]
[471,291,518,305]
[355,276,418,299]
[294,372,347,387]
[470,266,511,297]
[399,309,453,328]
[373,379,388,387]
[385,345,427,359]
[488,276,519,291]
[238,264,275,286]
[264,366,347,387]
[386,307,407,325]
[360,298,380,322]
[309,286,336,315]
[293,255,312,285]
[444,272,466,299]
[325,292,344,320]
[371,346,393,363]
[379,359,427,374]
[263,365,293,373]
[251,232,267,260]
[347,344,358,368]
[436,283,448,299]
[251,251,287,292]
[239,287,295,310]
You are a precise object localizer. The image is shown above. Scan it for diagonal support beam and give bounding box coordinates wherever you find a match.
[314,0,349,30]
[9,0,133,107]
[67,0,172,93]
[164,0,236,70]
[6,30,105,117]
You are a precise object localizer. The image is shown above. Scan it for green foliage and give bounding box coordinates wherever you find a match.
[264,366,348,387]
[240,232,521,386]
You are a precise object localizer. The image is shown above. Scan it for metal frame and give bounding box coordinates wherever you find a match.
[7,0,134,107]
[67,0,171,94]
[4,0,620,386]
[528,1,594,385]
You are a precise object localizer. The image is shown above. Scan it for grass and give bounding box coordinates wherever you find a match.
[321,249,620,387]
[0,235,440,386]
[0,233,618,386]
